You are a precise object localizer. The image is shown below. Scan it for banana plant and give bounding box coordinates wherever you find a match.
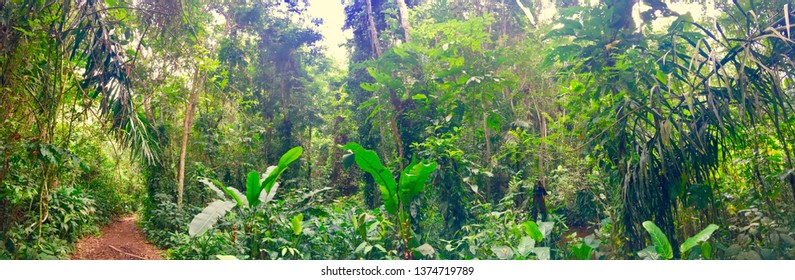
[638,221,719,260]
[188,146,303,237]
[341,142,437,259]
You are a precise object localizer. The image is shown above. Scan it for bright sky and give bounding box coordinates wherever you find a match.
[306,0,352,66]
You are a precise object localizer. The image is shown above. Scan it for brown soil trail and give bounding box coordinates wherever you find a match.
[70,214,163,260]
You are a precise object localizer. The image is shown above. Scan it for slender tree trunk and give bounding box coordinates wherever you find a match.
[531,98,545,183]
[395,0,411,42]
[308,121,313,187]
[365,0,382,58]
[177,67,206,207]
[389,87,407,169]
[393,0,411,166]
[539,112,546,183]
[391,110,405,168]
[483,112,491,160]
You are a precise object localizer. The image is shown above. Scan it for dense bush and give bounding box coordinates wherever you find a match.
[1,185,98,259]
[0,131,143,259]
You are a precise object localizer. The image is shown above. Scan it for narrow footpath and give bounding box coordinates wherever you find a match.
[70,214,163,260]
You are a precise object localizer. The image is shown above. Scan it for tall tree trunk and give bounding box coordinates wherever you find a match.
[365,0,382,58]
[391,109,405,168]
[308,121,313,187]
[177,67,206,207]
[395,0,411,42]
[539,112,546,183]
[393,0,411,167]
[531,98,545,183]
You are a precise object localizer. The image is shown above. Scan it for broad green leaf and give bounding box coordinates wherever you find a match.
[701,241,712,260]
[571,243,593,260]
[379,185,398,215]
[206,178,245,207]
[642,221,673,260]
[533,247,550,260]
[291,213,303,235]
[414,244,435,258]
[523,221,543,243]
[342,150,355,169]
[199,178,225,199]
[491,246,514,260]
[226,187,248,207]
[398,159,437,202]
[680,224,719,255]
[189,200,236,237]
[262,166,278,180]
[257,147,302,201]
[261,168,286,200]
[260,165,279,195]
[278,146,303,168]
[341,142,398,214]
[538,222,554,239]
[216,255,238,260]
[517,236,536,257]
[246,172,261,208]
[258,182,279,204]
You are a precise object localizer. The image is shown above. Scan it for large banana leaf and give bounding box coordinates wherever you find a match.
[642,221,674,260]
[680,224,719,255]
[246,171,261,208]
[523,221,544,243]
[260,165,280,198]
[258,182,280,205]
[199,177,245,207]
[279,146,303,168]
[199,178,225,199]
[259,147,303,204]
[227,186,248,207]
[399,159,437,202]
[189,200,236,237]
[341,142,398,214]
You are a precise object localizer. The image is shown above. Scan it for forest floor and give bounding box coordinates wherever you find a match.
[70,214,163,260]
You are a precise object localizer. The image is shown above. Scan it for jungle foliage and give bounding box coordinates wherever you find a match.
[1,0,794,260]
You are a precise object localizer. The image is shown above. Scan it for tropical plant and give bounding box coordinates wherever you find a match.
[638,221,719,260]
[341,142,437,259]
[187,146,302,259]
[439,196,556,260]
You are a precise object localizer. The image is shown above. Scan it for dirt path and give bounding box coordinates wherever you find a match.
[71,214,163,260]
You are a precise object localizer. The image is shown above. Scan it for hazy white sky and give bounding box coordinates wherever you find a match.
[306,0,352,66]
